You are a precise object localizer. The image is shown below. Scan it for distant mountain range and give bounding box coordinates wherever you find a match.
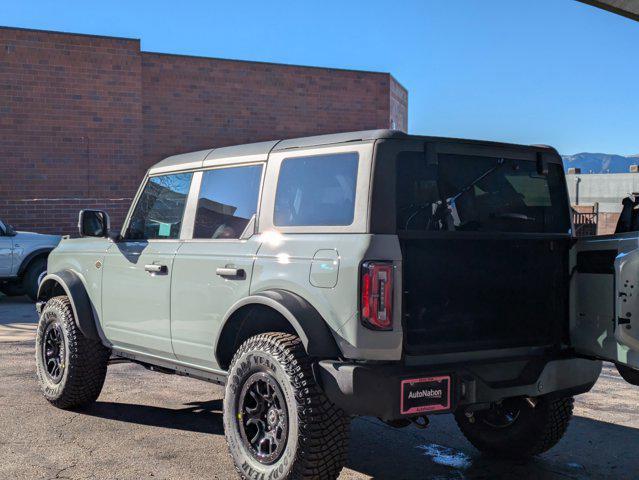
[562,153,639,174]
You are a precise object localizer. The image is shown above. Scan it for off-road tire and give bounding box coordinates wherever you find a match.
[616,363,639,386]
[224,332,350,480]
[35,296,110,409]
[455,396,574,458]
[23,256,47,301]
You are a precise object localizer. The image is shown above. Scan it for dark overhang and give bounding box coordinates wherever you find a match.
[577,0,639,22]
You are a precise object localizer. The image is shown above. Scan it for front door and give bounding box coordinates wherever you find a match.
[101,172,193,358]
[171,163,264,369]
[572,232,639,370]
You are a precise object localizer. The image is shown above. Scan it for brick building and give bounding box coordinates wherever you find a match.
[0,26,408,235]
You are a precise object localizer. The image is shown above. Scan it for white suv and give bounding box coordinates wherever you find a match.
[0,219,60,300]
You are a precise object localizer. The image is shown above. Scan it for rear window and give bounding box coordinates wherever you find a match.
[274,152,358,226]
[396,152,570,234]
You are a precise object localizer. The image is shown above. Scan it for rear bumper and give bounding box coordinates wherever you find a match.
[318,356,602,421]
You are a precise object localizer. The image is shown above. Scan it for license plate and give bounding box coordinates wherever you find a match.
[400,375,451,415]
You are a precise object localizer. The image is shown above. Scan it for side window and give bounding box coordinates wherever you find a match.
[274,152,359,227]
[126,173,193,240]
[193,164,263,239]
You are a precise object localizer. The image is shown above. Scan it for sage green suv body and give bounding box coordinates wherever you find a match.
[35,130,639,479]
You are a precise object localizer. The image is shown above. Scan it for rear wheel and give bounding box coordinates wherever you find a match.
[23,256,47,301]
[616,363,639,386]
[35,296,110,409]
[224,332,350,480]
[455,396,574,458]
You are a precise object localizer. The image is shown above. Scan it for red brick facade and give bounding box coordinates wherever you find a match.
[0,27,407,235]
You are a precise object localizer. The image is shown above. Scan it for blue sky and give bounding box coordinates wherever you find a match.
[3,0,637,155]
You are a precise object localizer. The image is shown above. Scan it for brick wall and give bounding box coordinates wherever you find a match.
[141,53,402,169]
[390,76,408,132]
[0,27,407,235]
[0,198,132,235]
[0,28,143,234]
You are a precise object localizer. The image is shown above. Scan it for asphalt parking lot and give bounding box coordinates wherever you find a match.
[1,295,638,479]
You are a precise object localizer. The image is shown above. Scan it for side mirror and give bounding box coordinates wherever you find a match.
[78,210,110,238]
[5,224,17,236]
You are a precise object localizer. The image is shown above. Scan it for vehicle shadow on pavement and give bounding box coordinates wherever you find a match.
[76,397,639,479]
[84,399,225,436]
[346,415,639,480]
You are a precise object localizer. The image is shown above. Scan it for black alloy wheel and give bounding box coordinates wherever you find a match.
[223,332,351,480]
[35,295,110,409]
[42,318,65,383]
[238,372,289,465]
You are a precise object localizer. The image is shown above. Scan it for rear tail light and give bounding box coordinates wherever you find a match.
[361,261,393,330]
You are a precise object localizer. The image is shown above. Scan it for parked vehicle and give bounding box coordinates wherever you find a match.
[34,130,639,479]
[0,219,60,301]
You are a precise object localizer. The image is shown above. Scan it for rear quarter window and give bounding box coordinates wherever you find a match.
[274,152,358,226]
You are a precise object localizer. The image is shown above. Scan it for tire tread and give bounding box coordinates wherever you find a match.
[227,332,350,480]
[36,295,110,410]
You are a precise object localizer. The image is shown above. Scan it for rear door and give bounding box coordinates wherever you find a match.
[170,162,264,369]
[572,231,639,370]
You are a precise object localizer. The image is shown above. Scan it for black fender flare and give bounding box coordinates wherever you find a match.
[217,289,341,362]
[17,248,53,277]
[37,270,101,342]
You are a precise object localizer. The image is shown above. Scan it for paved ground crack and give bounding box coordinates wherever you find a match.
[52,461,77,479]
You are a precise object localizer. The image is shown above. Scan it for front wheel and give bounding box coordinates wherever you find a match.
[23,256,47,301]
[224,332,350,480]
[455,396,574,458]
[35,296,110,409]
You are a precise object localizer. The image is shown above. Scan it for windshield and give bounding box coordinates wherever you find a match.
[396,152,571,234]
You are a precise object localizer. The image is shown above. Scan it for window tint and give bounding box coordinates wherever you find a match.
[274,152,358,226]
[127,173,192,240]
[396,152,570,234]
[193,164,263,239]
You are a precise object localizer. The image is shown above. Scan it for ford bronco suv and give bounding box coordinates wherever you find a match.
[0,218,60,301]
[35,130,639,479]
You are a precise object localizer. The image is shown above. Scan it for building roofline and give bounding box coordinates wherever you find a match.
[0,25,396,78]
[389,74,408,94]
[0,25,140,43]
[141,50,392,77]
